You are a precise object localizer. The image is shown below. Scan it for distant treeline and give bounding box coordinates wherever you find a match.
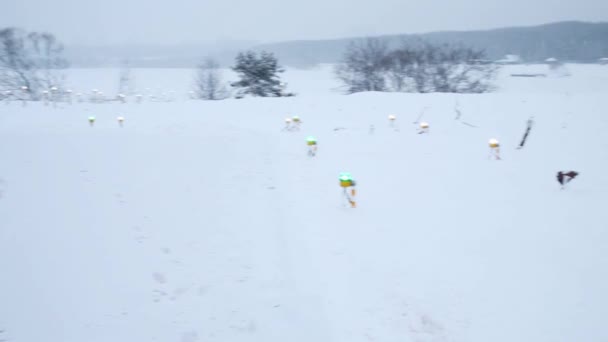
[65,21,608,68]
[254,21,608,66]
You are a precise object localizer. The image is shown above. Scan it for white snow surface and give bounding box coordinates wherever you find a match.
[0,64,607,342]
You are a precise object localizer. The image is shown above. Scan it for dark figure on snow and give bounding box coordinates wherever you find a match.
[557,171,579,189]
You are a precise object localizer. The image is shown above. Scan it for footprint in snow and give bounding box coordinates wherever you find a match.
[197,285,208,296]
[408,313,446,342]
[181,331,198,342]
[153,272,167,284]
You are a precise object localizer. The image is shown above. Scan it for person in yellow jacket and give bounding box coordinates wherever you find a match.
[339,172,357,208]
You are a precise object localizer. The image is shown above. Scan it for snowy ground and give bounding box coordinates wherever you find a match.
[0,64,607,342]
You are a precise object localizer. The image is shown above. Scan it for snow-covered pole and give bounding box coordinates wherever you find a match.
[117,116,125,127]
[50,86,58,108]
[388,114,396,128]
[20,86,28,106]
[283,118,292,131]
[42,90,50,106]
[418,122,430,134]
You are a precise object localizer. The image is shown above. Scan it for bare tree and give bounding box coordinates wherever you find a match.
[0,28,68,100]
[385,47,426,92]
[117,60,136,97]
[335,38,389,94]
[336,38,497,94]
[194,57,229,100]
[386,42,498,93]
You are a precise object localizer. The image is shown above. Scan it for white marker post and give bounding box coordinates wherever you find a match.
[419,122,430,134]
[42,90,49,106]
[489,138,501,160]
[388,115,396,128]
[50,86,58,108]
[21,86,28,106]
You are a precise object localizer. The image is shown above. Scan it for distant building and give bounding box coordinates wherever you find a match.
[469,59,493,65]
[495,54,522,65]
[545,57,559,64]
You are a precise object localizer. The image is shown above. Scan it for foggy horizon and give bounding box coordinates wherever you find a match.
[3,0,608,46]
[52,19,608,47]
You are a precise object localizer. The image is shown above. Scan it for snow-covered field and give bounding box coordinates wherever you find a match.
[0,64,607,342]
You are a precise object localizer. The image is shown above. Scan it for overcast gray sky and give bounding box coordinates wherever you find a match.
[3,0,607,45]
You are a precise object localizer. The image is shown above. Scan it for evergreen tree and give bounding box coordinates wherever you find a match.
[231,51,293,98]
